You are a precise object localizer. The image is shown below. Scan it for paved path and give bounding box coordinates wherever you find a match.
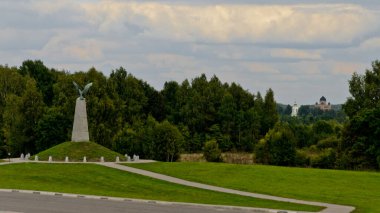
[1,159,355,213]
[0,190,262,213]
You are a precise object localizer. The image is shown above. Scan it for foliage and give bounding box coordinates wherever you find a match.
[339,108,380,169]
[153,120,184,162]
[340,60,380,170]
[254,122,296,166]
[129,162,380,213]
[35,107,71,152]
[203,140,222,162]
[1,59,378,171]
[261,89,278,134]
[0,163,321,211]
[0,61,278,160]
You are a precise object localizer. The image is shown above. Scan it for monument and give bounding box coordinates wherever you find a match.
[72,82,92,142]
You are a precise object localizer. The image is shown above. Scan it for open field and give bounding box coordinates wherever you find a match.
[0,163,321,212]
[32,142,126,162]
[127,162,380,213]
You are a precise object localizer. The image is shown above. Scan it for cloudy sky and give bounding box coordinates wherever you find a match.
[1,0,379,104]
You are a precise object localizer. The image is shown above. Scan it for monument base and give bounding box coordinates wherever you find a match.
[71,98,90,142]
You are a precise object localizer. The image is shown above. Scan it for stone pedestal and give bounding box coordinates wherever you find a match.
[71,98,90,142]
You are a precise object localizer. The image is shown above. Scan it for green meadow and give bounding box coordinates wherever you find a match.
[0,163,321,212]
[128,162,380,213]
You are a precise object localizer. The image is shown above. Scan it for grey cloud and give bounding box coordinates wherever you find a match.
[1,0,379,105]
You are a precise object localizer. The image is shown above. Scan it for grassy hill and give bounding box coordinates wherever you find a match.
[32,142,126,162]
[128,162,380,213]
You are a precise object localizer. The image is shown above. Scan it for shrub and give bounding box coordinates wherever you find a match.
[310,148,336,169]
[254,123,297,166]
[203,140,222,162]
[295,149,310,167]
[316,136,339,149]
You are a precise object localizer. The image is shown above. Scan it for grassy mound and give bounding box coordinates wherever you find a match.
[32,142,126,162]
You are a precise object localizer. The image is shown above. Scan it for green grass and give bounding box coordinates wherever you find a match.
[33,142,126,162]
[127,162,380,213]
[0,163,322,212]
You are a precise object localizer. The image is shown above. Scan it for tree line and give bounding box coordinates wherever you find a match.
[0,60,278,161]
[0,60,379,170]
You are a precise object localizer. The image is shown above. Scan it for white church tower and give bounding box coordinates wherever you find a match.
[291,102,299,117]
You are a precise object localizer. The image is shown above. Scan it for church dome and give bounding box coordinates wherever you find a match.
[320,96,326,102]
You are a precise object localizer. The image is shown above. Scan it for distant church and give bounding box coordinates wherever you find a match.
[315,96,331,111]
[291,102,299,116]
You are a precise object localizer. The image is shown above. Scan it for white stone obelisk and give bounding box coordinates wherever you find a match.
[71,97,89,142]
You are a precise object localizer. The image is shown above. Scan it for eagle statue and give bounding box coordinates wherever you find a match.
[73,81,93,100]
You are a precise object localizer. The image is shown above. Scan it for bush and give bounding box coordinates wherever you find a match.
[253,139,268,164]
[295,149,310,167]
[254,123,297,166]
[203,140,222,162]
[310,148,336,169]
[316,136,339,149]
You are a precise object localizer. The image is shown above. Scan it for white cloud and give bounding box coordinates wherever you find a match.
[331,62,366,75]
[246,63,280,74]
[31,0,76,15]
[29,30,106,63]
[63,40,104,61]
[271,49,321,60]
[1,0,379,105]
[358,37,380,50]
[146,53,197,70]
[81,2,379,45]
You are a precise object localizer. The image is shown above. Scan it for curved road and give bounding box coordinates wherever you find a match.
[0,190,261,213]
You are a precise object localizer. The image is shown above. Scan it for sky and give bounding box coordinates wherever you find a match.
[1,0,380,105]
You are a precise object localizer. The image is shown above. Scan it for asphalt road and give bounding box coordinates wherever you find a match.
[0,191,263,213]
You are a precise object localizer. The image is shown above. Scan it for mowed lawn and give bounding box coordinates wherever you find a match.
[0,163,322,212]
[127,162,380,213]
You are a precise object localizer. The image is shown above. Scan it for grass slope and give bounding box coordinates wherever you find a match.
[127,162,380,213]
[33,142,126,162]
[0,163,321,212]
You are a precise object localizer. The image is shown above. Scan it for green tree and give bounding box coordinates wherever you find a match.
[339,108,380,169]
[284,104,292,115]
[340,60,380,169]
[343,61,380,118]
[161,81,180,122]
[3,78,45,154]
[153,120,184,162]
[35,107,70,151]
[203,139,222,162]
[262,89,279,134]
[19,60,55,105]
[112,125,141,157]
[254,123,297,166]
[217,92,236,150]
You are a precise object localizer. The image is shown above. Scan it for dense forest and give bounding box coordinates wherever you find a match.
[0,60,379,170]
